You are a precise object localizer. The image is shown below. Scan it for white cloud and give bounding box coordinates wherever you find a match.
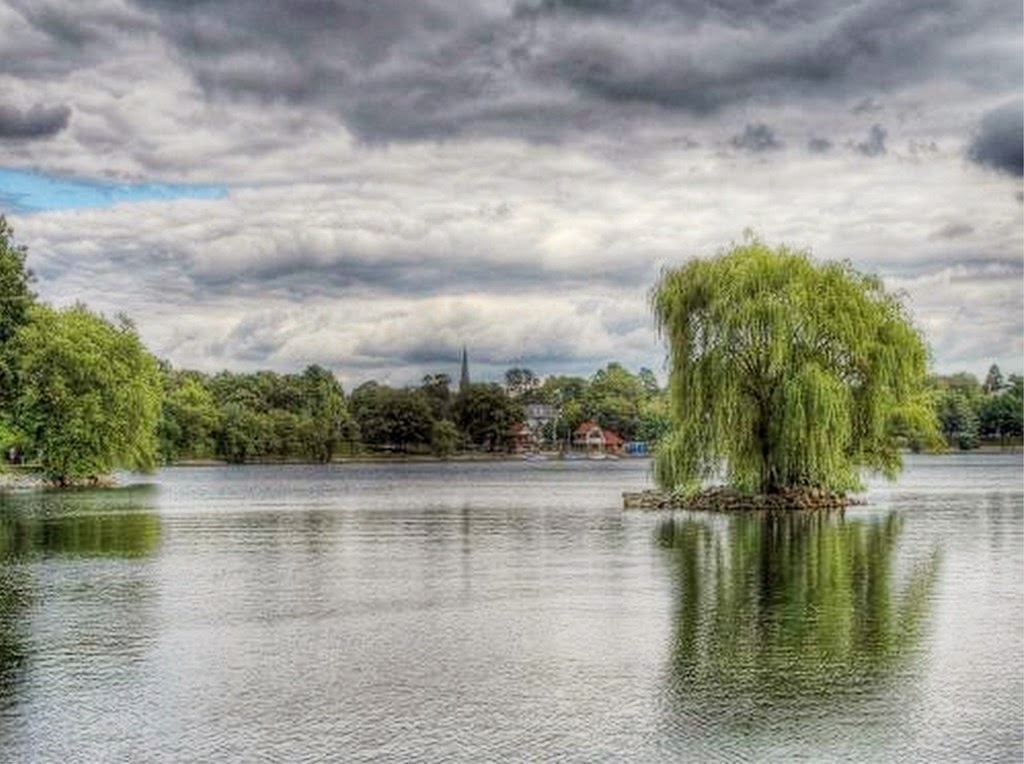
[1,0,1020,384]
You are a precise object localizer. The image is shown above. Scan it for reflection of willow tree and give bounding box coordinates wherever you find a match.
[658,512,940,704]
[0,487,161,707]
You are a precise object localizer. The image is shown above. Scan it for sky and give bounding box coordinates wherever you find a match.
[0,0,1021,389]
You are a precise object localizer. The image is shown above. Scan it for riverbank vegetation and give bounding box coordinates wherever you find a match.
[155,359,671,463]
[0,220,1018,485]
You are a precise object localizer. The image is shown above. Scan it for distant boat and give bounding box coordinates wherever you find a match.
[562,452,586,461]
[587,452,608,461]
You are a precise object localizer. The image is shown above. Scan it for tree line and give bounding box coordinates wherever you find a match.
[931,366,1023,450]
[157,360,671,463]
[0,219,1018,485]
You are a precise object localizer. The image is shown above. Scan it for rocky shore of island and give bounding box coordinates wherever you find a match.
[623,485,858,511]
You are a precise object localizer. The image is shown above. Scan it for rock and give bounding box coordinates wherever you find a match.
[623,485,857,511]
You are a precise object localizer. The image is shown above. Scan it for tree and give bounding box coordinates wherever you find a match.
[983,364,1005,394]
[637,367,660,397]
[0,217,35,345]
[637,392,672,444]
[537,375,588,406]
[159,372,220,461]
[979,374,1023,445]
[504,367,539,399]
[349,383,433,452]
[421,373,453,420]
[651,238,939,497]
[453,383,522,451]
[536,374,589,439]
[585,362,647,440]
[299,364,353,462]
[936,389,980,450]
[431,419,460,457]
[0,217,35,413]
[217,401,266,463]
[10,305,162,484]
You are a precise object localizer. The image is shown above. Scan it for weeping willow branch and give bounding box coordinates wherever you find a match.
[651,236,940,497]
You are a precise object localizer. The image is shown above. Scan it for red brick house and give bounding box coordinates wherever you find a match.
[572,421,624,454]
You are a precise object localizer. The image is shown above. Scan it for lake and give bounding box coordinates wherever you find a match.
[0,454,1021,762]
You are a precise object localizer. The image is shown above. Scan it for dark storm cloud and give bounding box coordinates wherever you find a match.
[1,1,154,78]
[209,312,297,362]
[930,222,974,240]
[516,0,1018,117]
[352,335,602,370]
[854,124,887,156]
[0,103,71,139]
[102,0,1019,143]
[967,101,1024,177]
[864,253,1023,280]
[851,98,883,114]
[194,251,655,303]
[730,124,782,152]
[807,137,832,153]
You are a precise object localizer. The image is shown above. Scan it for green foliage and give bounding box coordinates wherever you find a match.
[217,401,264,463]
[350,382,433,452]
[983,364,1005,394]
[159,372,220,461]
[537,375,588,406]
[637,367,659,397]
[161,365,356,463]
[929,370,1022,449]
[936,371,982,397]
[430,419,460,457]
[420,373,453,420]
[652,237,938,496]
[504,367,539,399]
[453,383,523,450]
[533,366,666,443]
[0,217,35,345]
[536,375,588,439]
[0,217,35,414]
[978,375,1023,442]
[300,364,354,462]
[10,305,161,483]
[584,362,648,440]
[936,389,980,450]
[636,393,672,444]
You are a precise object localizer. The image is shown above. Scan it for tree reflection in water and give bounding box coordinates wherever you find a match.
[657,511,941,722]
[0,486,161,709]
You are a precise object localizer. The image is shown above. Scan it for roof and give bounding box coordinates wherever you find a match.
[603,430,623,446]
[574,420,602,436]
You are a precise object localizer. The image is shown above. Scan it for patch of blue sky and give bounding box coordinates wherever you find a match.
[0,167,227,213]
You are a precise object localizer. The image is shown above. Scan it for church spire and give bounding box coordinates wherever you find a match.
[459,345,470,394]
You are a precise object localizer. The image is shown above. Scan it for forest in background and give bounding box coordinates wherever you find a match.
[155,360,1024,464]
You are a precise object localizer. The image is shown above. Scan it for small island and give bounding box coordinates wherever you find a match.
[633,236,942,511]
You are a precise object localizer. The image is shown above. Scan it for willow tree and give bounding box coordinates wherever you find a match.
[652,238,937,497]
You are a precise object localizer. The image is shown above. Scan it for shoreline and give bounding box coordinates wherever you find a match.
[168,452,653,467]
[0,448,1017,492]
[169,446,1019,468]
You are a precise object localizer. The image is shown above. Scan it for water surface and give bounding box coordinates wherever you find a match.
[0,455,1021,762]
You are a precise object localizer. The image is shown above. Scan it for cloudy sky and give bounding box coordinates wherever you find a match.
[1,0,1021,388]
